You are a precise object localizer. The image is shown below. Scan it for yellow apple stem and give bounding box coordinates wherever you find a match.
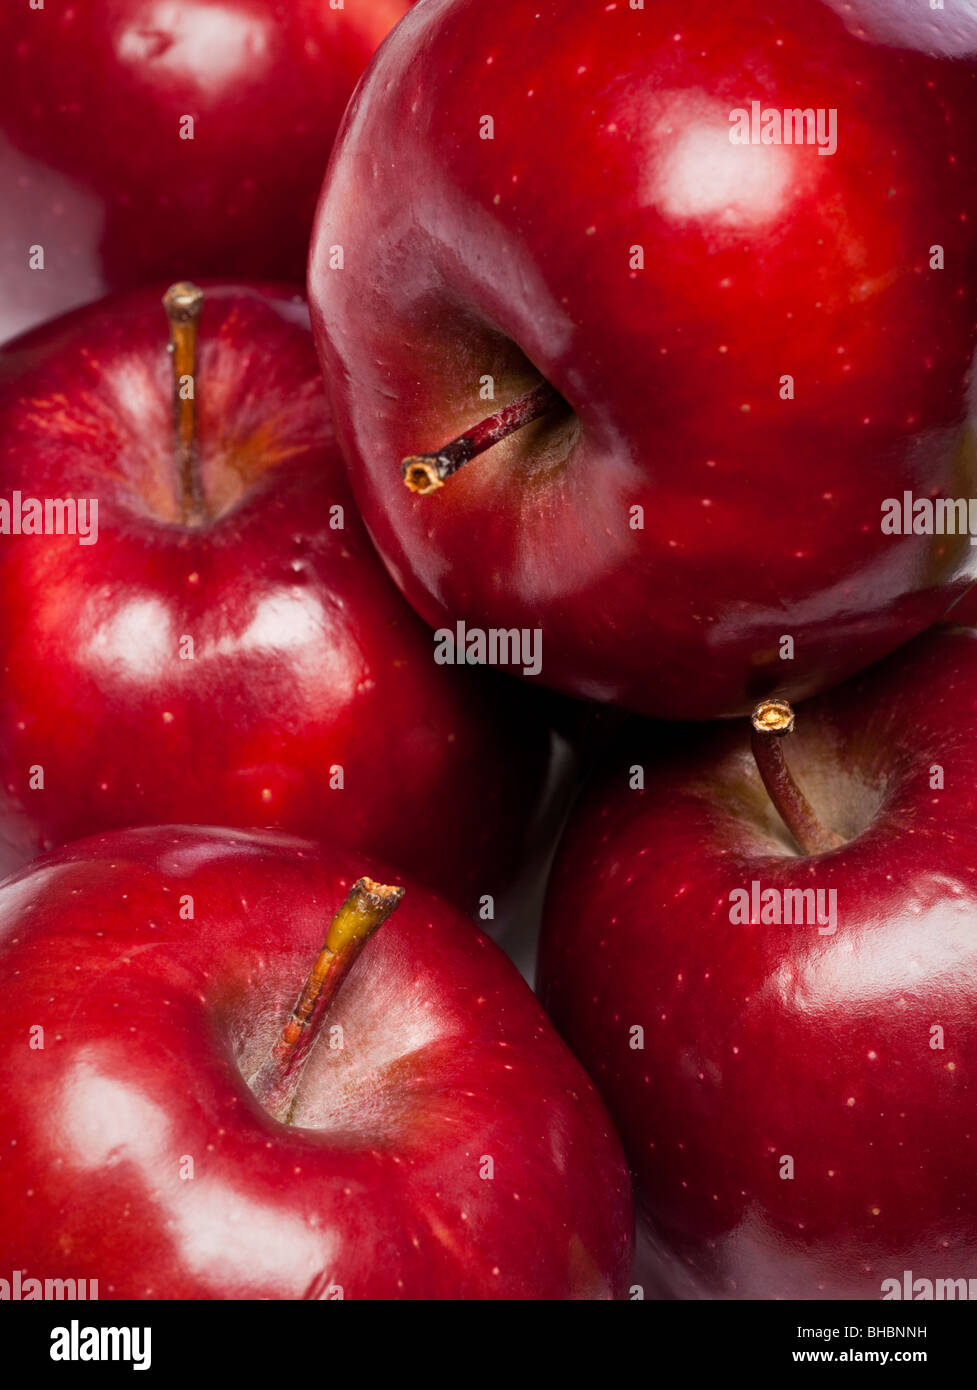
[248,877,405,1122]
[163,281,206,525]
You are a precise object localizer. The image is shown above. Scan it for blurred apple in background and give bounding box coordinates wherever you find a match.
[0,281,552,920]
[0,0,413,342]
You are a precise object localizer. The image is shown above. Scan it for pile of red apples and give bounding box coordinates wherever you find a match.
[1,0,976,1302]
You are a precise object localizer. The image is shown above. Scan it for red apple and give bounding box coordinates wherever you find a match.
[538,626,977,1298]
[309,0,977,719]
[0,0,413,342]
[0,826,634,1298]
[0,281,551,918]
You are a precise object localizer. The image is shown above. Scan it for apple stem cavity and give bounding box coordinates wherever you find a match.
[248,876,405,1123]
[750,699,844,856]
[163,281,206,525]
[402,380,562,495]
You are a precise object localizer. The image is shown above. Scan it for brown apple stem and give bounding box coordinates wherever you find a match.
[750,699,844,856]
[248,877,404,1122]
[402,380,562,495]
[163,281,206,525]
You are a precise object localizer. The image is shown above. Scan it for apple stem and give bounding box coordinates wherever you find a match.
[248,877,405,1123]
[402,380,562,495]
[750,699,844,856]
[163,282,206,525]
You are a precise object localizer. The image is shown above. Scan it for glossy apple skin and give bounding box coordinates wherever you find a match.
[0,827,634,1299]
[944,583,977,626]
[0,283,551,917]
[538,626,977,1298]
[310,0,977,719]
[0,0,412,343]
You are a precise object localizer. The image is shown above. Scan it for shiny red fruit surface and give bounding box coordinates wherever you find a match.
[0,0,412,342]
[0,827,634,1299]
[0,283,550,915]
[310,0,977,719]
[539,627,977,1298]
